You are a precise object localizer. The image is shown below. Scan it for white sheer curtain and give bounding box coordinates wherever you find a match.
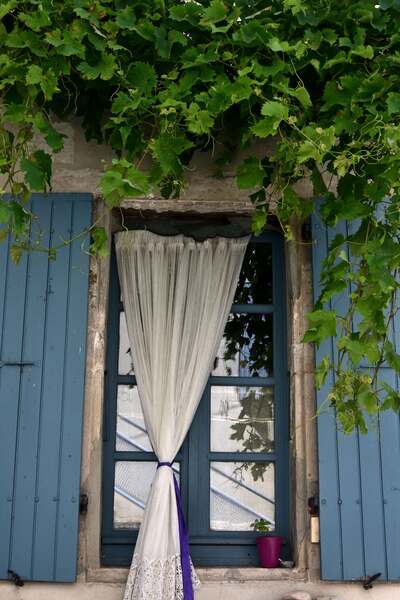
[115,230,249,600]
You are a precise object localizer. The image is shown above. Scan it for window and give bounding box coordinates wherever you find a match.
[102,225,289,567]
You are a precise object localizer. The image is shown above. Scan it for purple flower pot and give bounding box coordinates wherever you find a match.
[256,535,283,568]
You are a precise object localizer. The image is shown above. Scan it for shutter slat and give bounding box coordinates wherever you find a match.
[0,243,29,579]
[328,221,365,580]
[358,416,387,577]
[8,198,52,579]
[379,393,400,580]
[0,235,11,579]
[311,215,343,580]
[54,198,91,582]
[312,213,400,581]
[381,311,400,580]
[32,199,74,581]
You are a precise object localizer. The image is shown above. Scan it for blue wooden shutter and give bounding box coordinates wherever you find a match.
[0,193,92,583]
[312,215,400,582]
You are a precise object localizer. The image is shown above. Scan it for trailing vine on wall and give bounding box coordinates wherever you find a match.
[2,0,400,430]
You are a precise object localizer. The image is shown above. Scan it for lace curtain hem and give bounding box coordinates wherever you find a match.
[123,554,201,600]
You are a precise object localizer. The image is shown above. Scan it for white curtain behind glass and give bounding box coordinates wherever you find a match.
[116,230,249,600]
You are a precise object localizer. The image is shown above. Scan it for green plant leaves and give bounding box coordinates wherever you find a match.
[116,6,136,30]
[33,113,65,152]
[9,201,30,237]
[0,201,11,224]
[251,209,267,235]
[26,65,59,99]
[251,101,289,138]
[2,0,400,428]
[151,132,193,174]
[236,158,265,189]
[200,0,227,26]
[283,0,305,15]
[297,126,336,163]
[291,86,312,109]
[19,10,51,31]
[384,341,400,371]
[26,65,43,85]
[90,227,109,257]
[314,356,331,388]
[261,100,289,121]
[185,103,214,134]
[25,64,58,99]
[387,92,400,115]
[127,62,156,95]
[9,244,23,264]
[100,160,150,208]
[0,1,17,20]
[303,310,337,346]
[21,151,52,190]
[351,45,374,59]
[77,54,116,80]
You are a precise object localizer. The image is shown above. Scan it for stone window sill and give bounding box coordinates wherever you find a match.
[86,566,307,584]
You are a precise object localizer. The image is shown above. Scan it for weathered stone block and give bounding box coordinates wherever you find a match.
[281,592,312,600]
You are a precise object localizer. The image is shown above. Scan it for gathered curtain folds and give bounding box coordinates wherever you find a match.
[115,230,249,600]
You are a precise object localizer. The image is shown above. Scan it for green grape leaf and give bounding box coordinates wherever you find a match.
[20,151,52,190]
[127,62,157,95]
[90,227,109,257]
[236,158,265,189]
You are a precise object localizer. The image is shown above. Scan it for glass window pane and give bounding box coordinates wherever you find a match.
[212,313,273,377]
[116,385,152,452]
[211,386,274,453]
[210,462,275,531]
[114,461,180,529]
[119,311,134,375]
[234,243,273,305]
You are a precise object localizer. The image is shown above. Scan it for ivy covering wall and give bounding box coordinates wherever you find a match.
[2,0,400,429]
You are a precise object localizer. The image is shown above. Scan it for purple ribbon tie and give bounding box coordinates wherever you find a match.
[157,462,193,600]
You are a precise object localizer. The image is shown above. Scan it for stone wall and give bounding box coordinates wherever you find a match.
[45,117,256,212]
[0,120,398,600]
[0,577,398,600]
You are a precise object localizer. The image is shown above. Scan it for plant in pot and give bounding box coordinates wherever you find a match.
[251,518,283,568]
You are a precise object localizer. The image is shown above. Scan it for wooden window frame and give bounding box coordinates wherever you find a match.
[101,226,290,567]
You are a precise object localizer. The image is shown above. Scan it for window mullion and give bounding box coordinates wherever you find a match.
[187,382,210,537]
[271,234,290,544]
[231,303,273,314]
[116,375,136,385]
[102,249,121,538]
[209,376,274,386]
[208,452,277,462]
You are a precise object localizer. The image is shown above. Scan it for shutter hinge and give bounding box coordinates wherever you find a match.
[308,496,319,516]
[361,573,381,590]
[302,220,312,242]
[8,570,24,587]
[80,493,89,515]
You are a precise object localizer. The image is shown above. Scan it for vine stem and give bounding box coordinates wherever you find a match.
[12,207,109,256]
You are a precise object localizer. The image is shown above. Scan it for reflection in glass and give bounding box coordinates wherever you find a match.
[119,311,134,375]
[234,243,273,304]
[213,313,273,377]
[116,385,152,452]
[210,462,275,531]
[211,387,274,453]
[113,462,179,529]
